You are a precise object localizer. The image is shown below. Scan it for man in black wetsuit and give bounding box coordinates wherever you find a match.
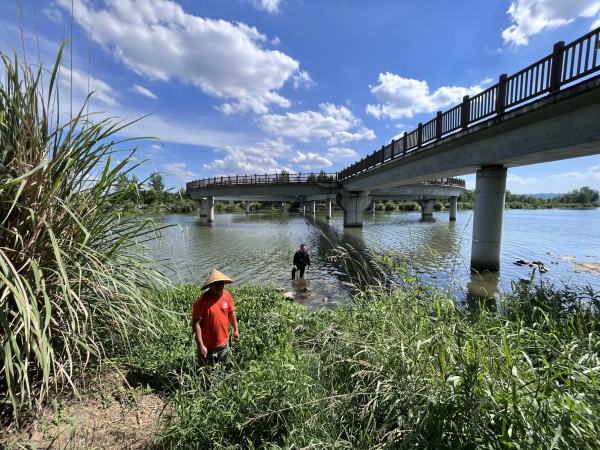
[292,244,311,279]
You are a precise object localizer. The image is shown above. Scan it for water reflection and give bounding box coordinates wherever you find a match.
[466,270,500,310]
[151,209,600,307]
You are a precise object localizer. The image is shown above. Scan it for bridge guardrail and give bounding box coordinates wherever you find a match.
[338,26,600,181]
[186,174,465,190]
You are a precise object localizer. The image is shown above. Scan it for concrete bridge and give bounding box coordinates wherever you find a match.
[187,27,600,272]
[187,175,464,223]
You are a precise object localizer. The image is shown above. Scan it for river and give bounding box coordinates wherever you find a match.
[149,208,600,307]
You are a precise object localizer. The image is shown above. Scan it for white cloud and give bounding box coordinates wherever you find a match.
[250,0,283,13]
[58,66,118,107]
[291,151,333,169]
[502,0,600,46]
[506,166,600,193]
[592,16,600,28]
[43,6,63,23]
[260,103,376,145]
[325,147,358,159]
[132,84,157,99]
[203,139,294,175]
[366,73,487,120]
[57,0,306,114]
[163,162,198,181]
[292,70,315,90]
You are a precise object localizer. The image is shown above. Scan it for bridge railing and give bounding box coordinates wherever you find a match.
[187,172,338,190]
[338,26,600,181]
[187,173,465,190]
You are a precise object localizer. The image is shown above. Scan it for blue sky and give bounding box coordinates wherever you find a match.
[2,0,600,193]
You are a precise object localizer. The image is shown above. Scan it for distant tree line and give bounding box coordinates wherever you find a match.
[455,186,599,209]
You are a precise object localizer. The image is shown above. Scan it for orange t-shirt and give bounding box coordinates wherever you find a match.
[192,290,235,349]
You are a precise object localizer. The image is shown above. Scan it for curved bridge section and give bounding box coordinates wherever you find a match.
[186,174,465,223]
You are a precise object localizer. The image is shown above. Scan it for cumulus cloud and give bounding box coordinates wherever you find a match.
[163,162,199,181]
[502,0,600,46]
[132,84,157,99]
[291,151,333,169]
[57,0,306,114]
[366,73,487,120]
[325,147,358,159]
[204,139,294,175]
[250,0,283,13]
[260,103,376,145]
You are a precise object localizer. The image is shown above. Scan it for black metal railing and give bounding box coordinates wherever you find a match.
[338,26,600,181]
[187,173,465,190]
[186,172,338,190]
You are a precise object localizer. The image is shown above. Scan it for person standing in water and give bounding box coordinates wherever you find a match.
[292,244,311,279]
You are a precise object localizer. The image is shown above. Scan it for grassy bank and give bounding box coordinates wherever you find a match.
[106,280,600,449]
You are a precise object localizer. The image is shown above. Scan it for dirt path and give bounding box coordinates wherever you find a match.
[3,368,168,450]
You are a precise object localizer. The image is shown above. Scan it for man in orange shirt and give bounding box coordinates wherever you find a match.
[192,269,239,365]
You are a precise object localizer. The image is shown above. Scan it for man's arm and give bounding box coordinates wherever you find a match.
[228,311,239,340]
[193,320,208,358]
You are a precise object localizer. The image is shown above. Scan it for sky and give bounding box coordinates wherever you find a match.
[2,0,600,193]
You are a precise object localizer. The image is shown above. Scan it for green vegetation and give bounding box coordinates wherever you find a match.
[454,187,600,210]
[0,49,167,417]
[114,277,600,449]
[114,172,197,213]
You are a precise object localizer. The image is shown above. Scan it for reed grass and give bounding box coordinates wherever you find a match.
[0,48,167,418]
[118,269,600,449]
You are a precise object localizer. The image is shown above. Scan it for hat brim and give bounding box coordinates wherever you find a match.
[202,279,233,290]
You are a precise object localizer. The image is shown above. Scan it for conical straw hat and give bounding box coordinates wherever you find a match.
[202,269,234,290]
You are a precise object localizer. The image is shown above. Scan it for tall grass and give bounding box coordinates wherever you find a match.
[0,49,167,418]
[121,274,600,449]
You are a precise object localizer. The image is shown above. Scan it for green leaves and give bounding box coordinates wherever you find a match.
[0,48,167,419]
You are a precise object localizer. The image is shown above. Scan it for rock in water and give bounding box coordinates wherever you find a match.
[282,292,294,300]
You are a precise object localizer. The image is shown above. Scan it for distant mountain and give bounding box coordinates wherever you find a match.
[531,193,560,200]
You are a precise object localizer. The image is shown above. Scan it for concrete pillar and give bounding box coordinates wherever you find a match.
[300,203,305,214]
[371,201,376,212]
[471,166,507,271]
[419,199,435,220]
[244,201,250,214]
[336,191,370,227]
[197,199,207,217]
[311,201,316,215]
[206,196,215,223]
[325,198,332,219]
[449,197,457,221]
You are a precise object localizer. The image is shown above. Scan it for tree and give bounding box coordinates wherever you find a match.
[149,173,165,193]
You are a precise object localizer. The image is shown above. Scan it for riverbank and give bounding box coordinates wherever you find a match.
[6,280,599,449]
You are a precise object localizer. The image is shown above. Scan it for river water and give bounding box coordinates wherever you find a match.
[150,208,600,307]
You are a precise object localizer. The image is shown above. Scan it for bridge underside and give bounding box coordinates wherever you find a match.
[342,77,600,192]
[187,184,463,202]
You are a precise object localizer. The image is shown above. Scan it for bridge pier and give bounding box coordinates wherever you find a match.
[471,166,507,271]
[418,199,435,221]
[325,198,332,219]
[310,201,316,215]
[371,201,376,213]
[449,197,457,221]
[300,203,306,214]
[337,192,370,227]
[197,198,216,220]
[244,201,251,214]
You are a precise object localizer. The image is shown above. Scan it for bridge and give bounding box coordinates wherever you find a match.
[187,26,600,272]
[187,174,465,222]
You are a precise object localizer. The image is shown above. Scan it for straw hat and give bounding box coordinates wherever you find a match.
[202,269,234,290]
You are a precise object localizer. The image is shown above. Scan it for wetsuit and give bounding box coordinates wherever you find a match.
[292,250,311,279]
